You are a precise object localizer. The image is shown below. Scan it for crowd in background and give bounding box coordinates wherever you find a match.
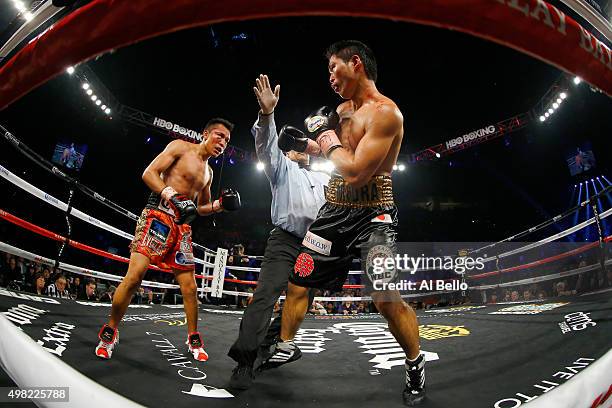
[471,249,612,304]
[1,237,611,314]
[0,251,162,304]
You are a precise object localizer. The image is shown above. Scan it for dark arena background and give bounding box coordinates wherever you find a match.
[0,1,611,408]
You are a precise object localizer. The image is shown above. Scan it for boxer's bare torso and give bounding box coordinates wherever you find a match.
[336,96,403,178]
[142,123,231,212]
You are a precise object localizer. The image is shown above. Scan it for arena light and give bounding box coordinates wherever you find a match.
[86,89,93,95]
[256,162,264,171]
[426,148,440,159]
[14,1,26,12]
[398,164,406,171]
[560,92,567,99]
[101,104,106,110]
[556,98,562,104]
[544,112,550,118]
[24,12,33,21]
[393,164,398,171]
[539,115,546,122]
[66,66,75,75]
[104,108,111,115]
[552,102,559,109]
[573,76,581,85]
[547,108,554,114]
[95,100,101,106]
[82,83,90,90]
[91,95,97,101]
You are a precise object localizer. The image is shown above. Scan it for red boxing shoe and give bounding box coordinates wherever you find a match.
[187,332,208,362]
[95,324,119,359]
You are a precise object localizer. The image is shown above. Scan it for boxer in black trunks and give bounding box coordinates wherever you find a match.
[261,40,425,406]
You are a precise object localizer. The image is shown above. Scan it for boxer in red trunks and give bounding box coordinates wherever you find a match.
[96,118,241,361]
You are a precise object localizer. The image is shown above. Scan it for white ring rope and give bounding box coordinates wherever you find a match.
[1,163,609,297]
[0,239,463,301]
[0,240,176,290]
[0,163,366,274]
[0,165,132,240]
[559,0,612,42]
[2,232,606,302]
[0,240,256,298]
[480,207,612,263]
[471,258,612,290]
[0,164,213,267]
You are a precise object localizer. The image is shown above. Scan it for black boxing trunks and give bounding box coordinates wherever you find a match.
[290,175,399,292]
[129,193,194,271]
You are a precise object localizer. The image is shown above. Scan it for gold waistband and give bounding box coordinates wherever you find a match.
[324,175,394,208]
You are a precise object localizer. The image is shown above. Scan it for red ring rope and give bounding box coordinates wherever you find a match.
[0,0,610,110]
[0,208,388,289]
[0,208,208,279]
[2,207,608,289]
[469,235,612,279]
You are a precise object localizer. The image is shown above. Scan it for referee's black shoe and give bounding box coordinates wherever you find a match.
[256,339,302,371]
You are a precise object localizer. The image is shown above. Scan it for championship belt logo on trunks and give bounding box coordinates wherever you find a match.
[146,192,176,216]
[324,175,394,208]
[365,242,397,286]
[175,230,194,266]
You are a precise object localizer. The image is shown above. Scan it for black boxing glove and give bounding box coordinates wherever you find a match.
[219,188,241,211]
[278,125,321,155]
[161,187,197,224]
[304,106,343,156]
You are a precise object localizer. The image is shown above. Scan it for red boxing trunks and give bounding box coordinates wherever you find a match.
[129,193,195,271]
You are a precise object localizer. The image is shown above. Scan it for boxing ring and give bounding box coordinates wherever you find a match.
[1,123,611,407]
[1,0,611,407]
[0,290,611,408]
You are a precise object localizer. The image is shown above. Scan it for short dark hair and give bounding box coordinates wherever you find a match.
[204,118,234,132]
[325,40,377,82]
[55,274,66,282]
[85,279,96,287]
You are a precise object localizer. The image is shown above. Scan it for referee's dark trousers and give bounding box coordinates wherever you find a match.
[228,227,313,366]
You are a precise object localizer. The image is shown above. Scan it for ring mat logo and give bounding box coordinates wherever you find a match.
[3,303,49,326]
[294,327,340,353]
[418,324,470,340]
[334,322,439,370]
[558,311,596,334]
[36,322,75,356]
[123,312,185,322]
[425,306,486,313]
[155,318,187,326]
[489,302,569,315]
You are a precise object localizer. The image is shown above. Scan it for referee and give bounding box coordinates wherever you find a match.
[228,74,329,389]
